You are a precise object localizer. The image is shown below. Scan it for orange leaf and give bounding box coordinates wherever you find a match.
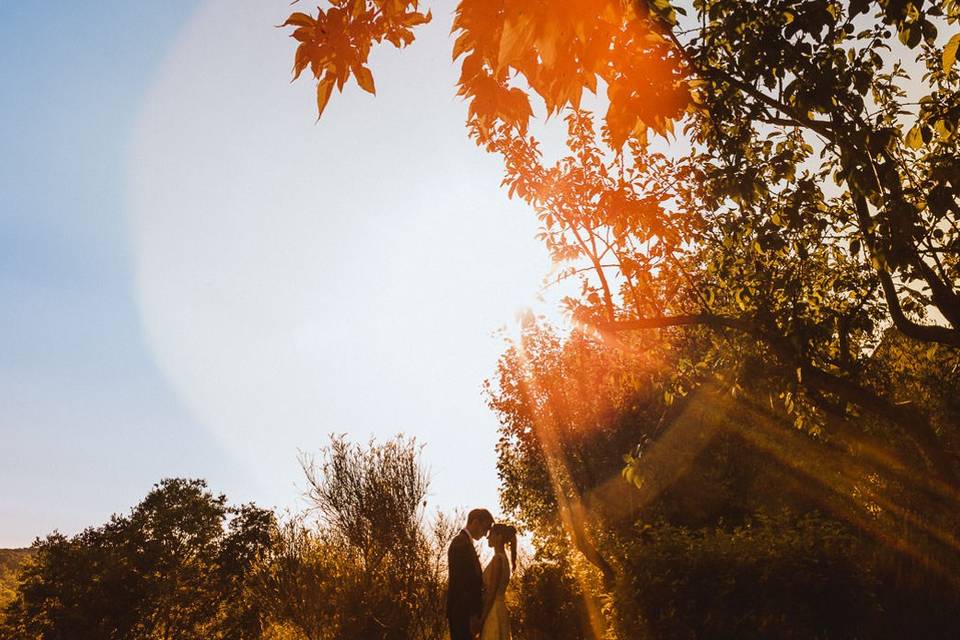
[355,66,376,94]
[537,19,562,68]
[402,10,432,27]
[452,32,472,61]
[316,77,335,118]
[351,0,367,20]
[292,44,310,81]
[498,15,535,70]
[282,12,315,28]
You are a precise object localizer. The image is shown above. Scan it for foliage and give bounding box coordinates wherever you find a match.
[486,322,960,637]
[0,479,274,640]
[0,438,470,640]
[275,1,960,635]
[0,549,31,625]
[283,0,960,464]
[611,511,880,640]
[510,559,595,640]
[282,0,431,117]
[251,518,341,640]
[255,435,453,640]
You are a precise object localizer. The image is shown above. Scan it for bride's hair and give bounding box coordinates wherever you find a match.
[489,523,517,569]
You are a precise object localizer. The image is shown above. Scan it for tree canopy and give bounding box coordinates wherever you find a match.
[1,439,461,640]
[0,479,274,640]
[282,1,960,636]
[283,0,960,484]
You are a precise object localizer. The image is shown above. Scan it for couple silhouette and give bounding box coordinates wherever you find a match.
[446,509,516,640]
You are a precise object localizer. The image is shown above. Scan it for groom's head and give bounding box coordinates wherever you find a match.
[465,508,494,540]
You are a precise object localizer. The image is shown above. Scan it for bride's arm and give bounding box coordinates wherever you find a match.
[480,554,503,624]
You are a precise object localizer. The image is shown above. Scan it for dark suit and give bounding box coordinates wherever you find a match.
[447,530,483,640]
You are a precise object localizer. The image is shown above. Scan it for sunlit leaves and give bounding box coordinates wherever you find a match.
[450,0,690,147]
[282,1,431,116]
[280,0,960,447]
[945,33,960,74]
[905,123,926,149]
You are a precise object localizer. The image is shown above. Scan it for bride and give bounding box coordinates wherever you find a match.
[480,523,516,640]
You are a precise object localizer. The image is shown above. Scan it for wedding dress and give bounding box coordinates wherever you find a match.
[480,551,511,640]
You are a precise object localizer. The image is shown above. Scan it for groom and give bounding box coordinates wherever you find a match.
[447,508,494,640]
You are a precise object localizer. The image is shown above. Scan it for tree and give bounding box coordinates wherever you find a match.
[0,479,273,640]
[281,0,960,556]
[262,435,451,640]
[0,549,30,626]
[283,0,958,343]
[252,517,340,640]
[281,1,960,634]
[487,322,960,637]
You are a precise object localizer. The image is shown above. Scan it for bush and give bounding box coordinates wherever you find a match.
[609,510,880,640]
[511,560,594,640]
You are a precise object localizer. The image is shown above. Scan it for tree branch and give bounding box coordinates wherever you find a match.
[600,312,754,334]
[600,313,959,486]
[846,185,960,347]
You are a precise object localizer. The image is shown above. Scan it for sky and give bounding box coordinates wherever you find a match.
[1,0,567,547]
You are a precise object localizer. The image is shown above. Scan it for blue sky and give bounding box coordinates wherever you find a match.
[0,2,245,546]
[2,0,564,547]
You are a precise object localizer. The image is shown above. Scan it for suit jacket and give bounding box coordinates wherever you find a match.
[446,530,483,621]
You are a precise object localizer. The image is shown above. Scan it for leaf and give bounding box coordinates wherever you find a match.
[905,124,923,149]
[292,44,310,81]
[351,0,366,20]
[316,77,335,119]
[402,10,432,28]
[452,33,472,61]
[899,23,922,48]
[934,119,951,140]
[498,15,535,70]
[735,286,750,310]
[355,66,376,94]
[282,12,315,28]
[944,33,960,74]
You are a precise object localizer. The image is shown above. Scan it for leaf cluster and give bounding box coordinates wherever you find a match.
[284,1,431,116]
